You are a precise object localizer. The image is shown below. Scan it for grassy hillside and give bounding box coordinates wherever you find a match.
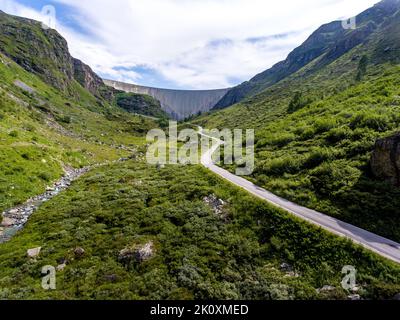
[0,52,156,213]
[192,1,400,243]
[214,0,400,110]
[0,160,399,300]
[195,55,400,241]
[115,92,169,119]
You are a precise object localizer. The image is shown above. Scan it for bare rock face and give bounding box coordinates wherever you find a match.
[118,241,154,266]
[73,58,106,98]
[371,133,400,186]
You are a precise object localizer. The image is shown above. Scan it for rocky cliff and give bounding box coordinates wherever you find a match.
[104,80,230,120]
[371,133,400,186]
[0,10,74,91]
[73,58,107,98]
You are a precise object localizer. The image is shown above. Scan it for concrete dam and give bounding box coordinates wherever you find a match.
[104,79,230,120]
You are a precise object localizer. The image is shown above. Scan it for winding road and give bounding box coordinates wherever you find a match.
[198,127,400,264]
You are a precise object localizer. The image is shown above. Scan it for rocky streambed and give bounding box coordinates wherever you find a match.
[0,166,91,243]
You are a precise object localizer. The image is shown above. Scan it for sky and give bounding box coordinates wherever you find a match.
[0,0,380,90]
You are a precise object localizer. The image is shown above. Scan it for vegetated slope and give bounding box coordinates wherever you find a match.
[0,10,160,118]
[194,1,400,241]
[213,0,400,110]
[0,161,399,300]
[115,92,169,119]
[0,19,159,217]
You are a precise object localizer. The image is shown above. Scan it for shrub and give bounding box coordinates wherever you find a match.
[303,147,334,169]
[288,92,314,113]
[350,112,390,132]
[313,118,336,134]
[258,156,302,176]
[356,55,368,81]
[325,127,351,144]
[310,160,361,195]
[8,130,18,138]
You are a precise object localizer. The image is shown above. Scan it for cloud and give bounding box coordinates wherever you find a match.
[0,0,380,89]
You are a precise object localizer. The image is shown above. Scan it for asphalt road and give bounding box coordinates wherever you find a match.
[198,127,400,264]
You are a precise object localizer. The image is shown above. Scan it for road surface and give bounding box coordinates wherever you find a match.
[198,127,400,264]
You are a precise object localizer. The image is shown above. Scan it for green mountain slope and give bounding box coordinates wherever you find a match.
[0,6,399,301]
[1,161,399,299]
[0,12,161,215]
[195,0,400,241]
[115,92,169,119]
[214,0,400,110]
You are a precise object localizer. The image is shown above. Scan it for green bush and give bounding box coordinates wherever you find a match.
[8,130,18,137]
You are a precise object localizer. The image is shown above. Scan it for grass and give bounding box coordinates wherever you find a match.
[0,53,156,213]
[195,56,400,242]
[0,161,399,300]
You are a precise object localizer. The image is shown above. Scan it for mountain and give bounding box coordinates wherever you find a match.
[0,7,400,301]
[214,0,400,110]
[0,10,165,118]
[196,0,400,242]
[0,11,160,216]
[0,10,74,91]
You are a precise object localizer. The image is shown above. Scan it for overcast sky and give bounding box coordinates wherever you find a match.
[0,0,380,89]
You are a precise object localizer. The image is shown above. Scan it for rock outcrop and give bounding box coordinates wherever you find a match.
[0,11,74,91]
[371,133,400,186]
[118,241,155,265]
[73,58,107,98]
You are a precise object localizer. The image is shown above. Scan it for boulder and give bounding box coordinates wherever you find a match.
[118,241,154,264]
[74,247,85,258]
[56,263,67,272]
[317,285,336,293]
[1,217,16,227]
[203,194,226,217]
[27,247,41,259]
[348,294,361,301]
[371,133,400,186]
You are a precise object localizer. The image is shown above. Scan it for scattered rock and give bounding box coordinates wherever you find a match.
[0,165,92,244]
[348,294,361,301]
[27,247,41,259]
[104,274,117,283]
[14,80,35,94]
[203,194,227,217]
[74,247,85,258]
[1,217,16,227]
[280,263,293,273]
[284,271,300,278]
[317,285,336,293]
[371,133,400,186]
[56,263,67,271]
[136,241,154,262]
[119,241,155,264]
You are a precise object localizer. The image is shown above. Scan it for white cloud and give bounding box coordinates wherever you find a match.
[0,0,380,89]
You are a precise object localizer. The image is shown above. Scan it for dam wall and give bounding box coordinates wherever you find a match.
[104,79,230,120]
